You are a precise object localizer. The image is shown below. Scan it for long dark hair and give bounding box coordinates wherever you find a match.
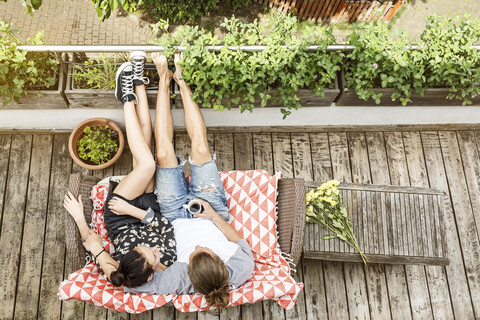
[188,252,230,309]
[110,249,154,287]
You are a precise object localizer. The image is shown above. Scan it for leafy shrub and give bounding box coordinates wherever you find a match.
[345,15,480,105]
[152,13,341,117]
[148,0,218,24]
[418,14,480,105]
[91,0,252,23]
[77,126,119,165]
[72,54,127,90]
[0,21,59,105]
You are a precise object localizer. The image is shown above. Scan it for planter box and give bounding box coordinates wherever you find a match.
[1,60,68,109]
[336,88,480,106]
[64,57,340,109]
[64,61,163,109]
[337,68,480,106]
[173,88,340,110]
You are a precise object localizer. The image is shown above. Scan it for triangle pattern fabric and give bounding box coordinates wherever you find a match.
[58,170,303,314]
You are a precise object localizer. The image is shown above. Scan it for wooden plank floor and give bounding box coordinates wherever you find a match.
[1,129,480,320]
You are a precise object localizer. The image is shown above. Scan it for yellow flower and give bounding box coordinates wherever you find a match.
[331,201,337,206]
[326,189,332,196]
[306,193,312,203]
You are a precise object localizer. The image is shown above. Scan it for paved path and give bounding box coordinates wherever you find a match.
[0,0,154,44]
[391,0,480,39]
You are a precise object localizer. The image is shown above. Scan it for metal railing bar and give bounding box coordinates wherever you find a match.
[15,44,480,53]
[16,45,357,52]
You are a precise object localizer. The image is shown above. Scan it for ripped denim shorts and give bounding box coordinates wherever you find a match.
[154,154,230,222]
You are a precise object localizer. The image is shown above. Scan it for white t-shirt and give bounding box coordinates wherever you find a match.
[172,218,239,264]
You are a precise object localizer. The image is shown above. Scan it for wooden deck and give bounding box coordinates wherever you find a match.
[1,128,480,320]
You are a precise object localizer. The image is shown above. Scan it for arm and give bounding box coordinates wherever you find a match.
[108,196,147,220]
[63,191,90,240]
[194,199,243,243]
[83,230,120,285]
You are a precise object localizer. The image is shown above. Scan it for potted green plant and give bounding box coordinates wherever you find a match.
[152,13,342,117]
[64,54,165,108]
[0,21,67,109]
[337,15,480,106]
[68,118,125,170]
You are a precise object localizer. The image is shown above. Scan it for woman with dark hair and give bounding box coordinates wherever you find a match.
[63,51,177,288]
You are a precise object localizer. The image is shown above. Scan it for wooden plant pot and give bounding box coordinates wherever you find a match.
[68,118,124,170]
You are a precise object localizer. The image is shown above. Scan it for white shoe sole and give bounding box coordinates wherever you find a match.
[115,62,133,100]
[129,50,147,60]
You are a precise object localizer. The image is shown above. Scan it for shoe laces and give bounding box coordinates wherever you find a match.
[131,56,150,85]
[121,70,138,104]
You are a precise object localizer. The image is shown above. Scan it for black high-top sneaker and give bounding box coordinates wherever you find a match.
[129,50,150,86]
[115,62,138,104]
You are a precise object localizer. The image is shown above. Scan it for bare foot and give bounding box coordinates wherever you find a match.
[151,52,172,85]
[108,196,136,216]
[173,52,185,85]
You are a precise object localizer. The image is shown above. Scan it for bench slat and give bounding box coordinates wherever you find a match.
[304,182,449,266]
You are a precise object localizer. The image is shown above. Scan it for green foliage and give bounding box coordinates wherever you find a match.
[345,15,480,106]
[73,54,127,90]
[419,15,480,105]
[1,0,42,16]
[91,0,139,21]
[77,126,119,165]
[151,13,341,117]
[149,0,218,24]
[90,0,252,23]
[0,21,58,105]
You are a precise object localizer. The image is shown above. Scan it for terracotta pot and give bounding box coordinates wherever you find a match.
[69,118,124,170]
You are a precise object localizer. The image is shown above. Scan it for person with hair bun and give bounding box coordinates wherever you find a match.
[123,52,255,310]
[63,50,177,288]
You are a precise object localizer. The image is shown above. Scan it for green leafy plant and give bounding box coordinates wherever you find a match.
[72,54,127,90]
[0,21,59,105]
[345,14,480,106]
[77,126,119,165]
[1,0,42,15]
[306,180,368,265]
[345,20,423,105]
[151,13,341,117]
[90,0,252,23]
[418,14,480,105]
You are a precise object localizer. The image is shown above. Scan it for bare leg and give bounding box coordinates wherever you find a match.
[152,52,178,168]
[174,52,212,165]
[134,83,155,193]
[112,100,156,200]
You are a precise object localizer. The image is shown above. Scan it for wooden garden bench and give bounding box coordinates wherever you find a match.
[303,181,450,266]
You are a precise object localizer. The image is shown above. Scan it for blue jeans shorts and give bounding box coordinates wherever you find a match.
[154,154,230,222]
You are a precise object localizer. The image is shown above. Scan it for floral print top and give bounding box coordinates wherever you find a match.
[112,208,177,266]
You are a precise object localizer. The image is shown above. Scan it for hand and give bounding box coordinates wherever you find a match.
[192,199,220,221]
[108,196,133,216]
[173,52,184,85]
[151,52,172,84]
[63,191,84,222]
[83,230,103,253]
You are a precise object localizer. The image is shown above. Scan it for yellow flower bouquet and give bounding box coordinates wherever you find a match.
[306,180,368,265]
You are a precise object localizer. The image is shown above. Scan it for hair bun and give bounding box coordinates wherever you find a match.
[110,269,125,287]
[206,286,230,309]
